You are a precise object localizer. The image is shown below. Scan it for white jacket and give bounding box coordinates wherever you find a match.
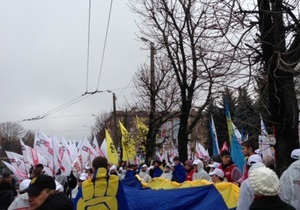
[8,193,30,210]
[236,162,265,210]
[192,160,210,181]
[279,159,300,210]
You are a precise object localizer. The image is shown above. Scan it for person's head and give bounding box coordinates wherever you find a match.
[241,140,256,156]
[263,155,275,170]
[208,162,221,173]
[250,167,280,196]
[173,156,180,165]
[153,160,162,168]
[164,164,171,173]
[109,165,118,175]
[141,164,148,172]
[209,155,222,164]
[247,154,263,168]
[220,150,231,165]
[1,171,13,183]
[209,168,224,183]
[291,149,300,161]
[92,156,108,172]
[35,164,44,175]
[193,159,204,171]
[21,175,56,209]
[184,160,193,170]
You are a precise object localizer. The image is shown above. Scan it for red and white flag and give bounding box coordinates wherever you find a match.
[5,151,28,179]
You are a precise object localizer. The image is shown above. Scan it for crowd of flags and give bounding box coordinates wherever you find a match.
[2,101,275,180]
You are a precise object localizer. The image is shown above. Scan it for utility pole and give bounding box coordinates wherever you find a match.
[141,37,156,162]
[112,92,118,149]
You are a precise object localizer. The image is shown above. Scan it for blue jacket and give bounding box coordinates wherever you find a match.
[171,163,186,183]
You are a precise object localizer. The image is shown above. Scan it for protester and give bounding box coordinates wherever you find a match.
[71,174,87,201]
[149,160,163,178]
[263,155,276,171]
[138,164,152,183]
[21,174,72,210]
[209,168,225,184]
[184,160,194,181]
[124,164,136,179]
[207,162,221,173]
[160,164,173,180]
[249,167,295,210]
[171,156,186,183]
[279,148,300,210]
[236,158,265,210]
[8,179,31,210]
[74,156,129,209]
[192,159,210,181]
[109,165,120,179]
[0,171,17,210]
[237,140,257,186]
[218,150,242,182]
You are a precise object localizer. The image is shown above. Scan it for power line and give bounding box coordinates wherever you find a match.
[85,0,92,92]
[96,0,114,90]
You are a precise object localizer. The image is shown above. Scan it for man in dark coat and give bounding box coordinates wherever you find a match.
[0,171,17,210]
[21,174,72,210]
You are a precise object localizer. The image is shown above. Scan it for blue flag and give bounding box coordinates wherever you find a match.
[224,99,245,173]
[210,115,220,155]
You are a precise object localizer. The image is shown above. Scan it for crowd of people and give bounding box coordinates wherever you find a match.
[0,140,300,210]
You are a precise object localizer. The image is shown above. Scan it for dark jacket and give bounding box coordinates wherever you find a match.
[0,180,17,210]
[36,192,73,210]
[250,195,296,210]
[171,163,186,183]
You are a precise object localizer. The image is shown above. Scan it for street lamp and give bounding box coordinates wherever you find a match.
[140,37,155,120]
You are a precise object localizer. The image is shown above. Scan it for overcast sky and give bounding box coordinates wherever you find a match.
[0,0,148,141]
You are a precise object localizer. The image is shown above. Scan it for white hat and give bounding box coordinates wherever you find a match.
[208,162,221,168]
[291,149,300,159]
[250,167,280,196]
[79,173,88,181]
[209,168,224,178]
[19,179,31,192]
[142,164,147,168]
[192,159,202,165]
[247,154,263,166]
[110,165,117,172]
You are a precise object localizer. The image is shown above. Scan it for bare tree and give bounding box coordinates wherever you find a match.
[229,0,300,174]
[133,55,181,162]
[130,0,245,161]
[0,122,25,154]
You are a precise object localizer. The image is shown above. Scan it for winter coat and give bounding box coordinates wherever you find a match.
[8,193,30,210]
[192,160,210,181]
[218,162,242,182]
[250,195,296,210]
[171,163,186,183]
[36,192,73,210]
[237,162,266,210]
[279,159,300,210]
[0,180,17,210]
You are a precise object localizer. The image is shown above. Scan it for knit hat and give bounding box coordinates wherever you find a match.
[247,154,263,166]
[185,160,193,167]
[250,167,280,196]
[291,149,300,159]
[209,168,224,178]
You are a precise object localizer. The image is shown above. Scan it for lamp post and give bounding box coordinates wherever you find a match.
[141,37,156,161]
[106,90,119,149]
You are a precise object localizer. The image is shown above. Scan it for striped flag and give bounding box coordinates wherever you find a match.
[224,99,245,173]
[210,115,220,155]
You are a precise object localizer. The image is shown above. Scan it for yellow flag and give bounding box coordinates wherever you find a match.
[136,116,149,134]
[119,121,136,162]
[105,129,118,165]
